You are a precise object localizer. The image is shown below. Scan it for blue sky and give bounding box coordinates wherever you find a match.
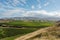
[0,0,60,18]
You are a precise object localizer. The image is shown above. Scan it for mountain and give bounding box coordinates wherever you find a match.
[1,16,60,21]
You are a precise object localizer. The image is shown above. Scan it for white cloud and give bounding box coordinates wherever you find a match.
[20,0,27,4]
[12,0,27,6]
[44,2,49,6]
[1,0,27,7]
[1,7,60,17]
[22,10,60,17]
[12,0,21,6]
[2,8,25,17]
[31,5,35,9]
[0,0,60,18]
[0,0,13,8]
[49,11,60,17]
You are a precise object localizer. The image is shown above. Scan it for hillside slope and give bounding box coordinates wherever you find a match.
[15,26,60,40]
[28,26,60,40]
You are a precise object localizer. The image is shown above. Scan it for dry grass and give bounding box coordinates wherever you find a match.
[27,26,60,40]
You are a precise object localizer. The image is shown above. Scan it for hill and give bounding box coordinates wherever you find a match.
[15,23,60,40]
[1,17,60,21]
[27,26,60,40]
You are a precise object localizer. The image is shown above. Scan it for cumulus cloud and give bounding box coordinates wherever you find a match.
[23,10,60,17]
[1,8,60,18]
[1,8,25,17]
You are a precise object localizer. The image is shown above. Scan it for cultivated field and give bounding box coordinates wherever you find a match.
[0,20,54,40]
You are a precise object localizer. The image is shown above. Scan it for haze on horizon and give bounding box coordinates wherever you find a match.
[0,0,60,18]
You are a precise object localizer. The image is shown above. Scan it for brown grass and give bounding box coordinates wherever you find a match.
[27,26,60,40]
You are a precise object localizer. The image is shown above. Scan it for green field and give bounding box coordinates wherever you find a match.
[0,20,55,40]
[0,28,37,40]
[2,20,54,28]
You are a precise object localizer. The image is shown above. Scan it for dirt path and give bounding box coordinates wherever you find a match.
[15,27,52,40]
